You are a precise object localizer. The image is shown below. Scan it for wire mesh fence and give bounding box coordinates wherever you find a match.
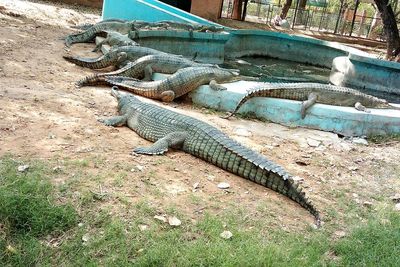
[220,0,398,41]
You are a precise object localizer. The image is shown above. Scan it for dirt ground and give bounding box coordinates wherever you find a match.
[0,0,399,232]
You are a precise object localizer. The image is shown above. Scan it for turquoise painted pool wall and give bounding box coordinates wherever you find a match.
[130,30,230,63]
[102,0,221,26]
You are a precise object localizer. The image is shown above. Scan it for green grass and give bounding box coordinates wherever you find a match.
[0,156,399,266]
[0,157,77,266]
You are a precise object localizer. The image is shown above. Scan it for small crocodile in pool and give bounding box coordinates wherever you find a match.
[224,82,399,119]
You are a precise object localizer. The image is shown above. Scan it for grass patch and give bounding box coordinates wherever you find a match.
[367,133,400,144]
[0,157,77,266]
[335,211,400,266]
[0,156,398,266]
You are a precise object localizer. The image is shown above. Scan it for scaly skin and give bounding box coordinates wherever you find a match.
[63,46,168,69]
[70,19,128,30]
[104,67,242,102]
[76,54,214,87]
[99,87,321,226]
[227,83,394,118]
[65,20,149,47]
[93,31,138,52]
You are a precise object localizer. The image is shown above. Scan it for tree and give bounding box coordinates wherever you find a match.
[280,0,293,19]
[373,0,400,60]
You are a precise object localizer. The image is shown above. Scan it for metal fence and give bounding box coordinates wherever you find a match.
[220,0,396,41]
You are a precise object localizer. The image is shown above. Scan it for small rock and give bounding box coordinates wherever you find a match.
[348,166,359,171]
[206,175,215,181]
[52,166,62,172]
[352,137,368,146]
[295,160,310,166]
[154,215,167,223]
[234,127,252,137]
[174,168,179,172]
[82,233,90,242]
[395,203,400,211]
[307,138,321,147]
[390,193,400,203]
[17,165,29,172]
[352,193,359,198]
[48,133,56,139]
[193,182,200,189]
[334,230,346,238]
[217,182,230,189]
[220,230,233,239]
[136,165,145,172]
[78,223,84,227]
[138,224,148,231]
[168,216,181,226]
[363,201,373,207]
[292,176,304,183]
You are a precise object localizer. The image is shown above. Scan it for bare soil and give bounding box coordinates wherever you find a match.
[0,0,399,232]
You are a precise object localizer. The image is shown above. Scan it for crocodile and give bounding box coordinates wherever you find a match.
[93,31,138,52]
[65,20,149,47]
[70,19,128,30]
[225,82,398,119]
[76,54,214,87]
[104,66,252,102]
[99,87,321,226]
[63,45,169,69]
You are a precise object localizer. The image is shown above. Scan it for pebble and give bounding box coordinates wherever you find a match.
[307,138,321,147]
[154,215,167,223]
[138,224,148,231]
[363,201,373,207]
[136,165,145,172]
[17,165,29,172]
[234,127,252,137]
[220,230,233,239]
[352,137,368,145]
[390,193,400,203]
[217,182,230,189]
[168,216,181,227]
[395,203,400,211]
[193,182,200,190]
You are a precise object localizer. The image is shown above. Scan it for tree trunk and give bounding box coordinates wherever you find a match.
[280,0,293,19]
[241,0,249,21]
[374,0,400,59]
[232,0,243,20]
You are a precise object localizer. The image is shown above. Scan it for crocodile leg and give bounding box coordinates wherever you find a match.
[300,92,318,119]
[354,102,371,113]
[160,91,175,102]
[98,115,127,126]
[133,132,188,155]
[143,65,153,81]
[92,37,108,52]
[209,79,227,91]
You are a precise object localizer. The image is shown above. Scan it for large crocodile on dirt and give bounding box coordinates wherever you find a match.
[63,45,169,69]
[76,54,214,87]
[224,82,398,119]
[99,87,321,226]
[104,66,254,102]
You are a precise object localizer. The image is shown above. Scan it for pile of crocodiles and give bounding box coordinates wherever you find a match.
[64,19,398,227]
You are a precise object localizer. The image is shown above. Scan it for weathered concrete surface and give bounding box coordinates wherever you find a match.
[130,30,229,64]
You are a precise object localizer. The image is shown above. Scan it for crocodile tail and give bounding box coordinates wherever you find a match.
[76,73,108,87]
[63,50,116,69]
[230,86,271,116]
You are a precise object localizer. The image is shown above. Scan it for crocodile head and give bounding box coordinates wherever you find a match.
[111,86,139,113]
